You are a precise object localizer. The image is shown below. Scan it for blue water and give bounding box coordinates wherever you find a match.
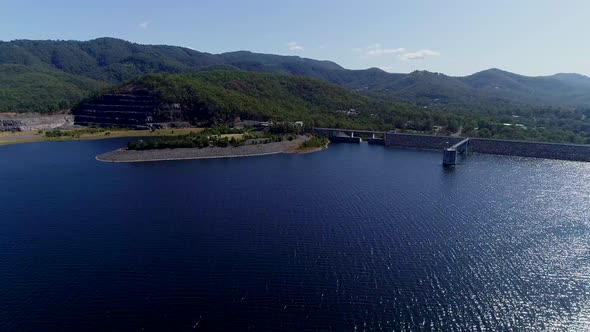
[1,139,590,331]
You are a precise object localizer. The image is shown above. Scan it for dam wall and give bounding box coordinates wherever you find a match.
[385,132,590,162]
[469,138,590,162]
[384,133,464,150]
[367,138,385,145]
[330,136,362,143]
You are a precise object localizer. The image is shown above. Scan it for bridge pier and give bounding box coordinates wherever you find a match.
[443,149,457,166]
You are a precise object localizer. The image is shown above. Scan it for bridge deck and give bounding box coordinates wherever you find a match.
[313,127,385,135]
[449,138,470,150]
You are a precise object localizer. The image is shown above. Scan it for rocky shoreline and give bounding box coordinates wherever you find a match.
[96,136,314,162]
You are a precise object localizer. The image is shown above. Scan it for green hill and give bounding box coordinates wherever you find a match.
[71,69,590,144]
[0,64,106,113]
[74,70,424,130]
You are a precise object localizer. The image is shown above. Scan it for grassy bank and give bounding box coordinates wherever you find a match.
[0,127,204,146]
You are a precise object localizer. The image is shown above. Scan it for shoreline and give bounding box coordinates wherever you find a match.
[96,149,287,163]
[96,135,326,163]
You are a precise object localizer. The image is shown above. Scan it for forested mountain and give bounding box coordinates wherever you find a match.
[1,37,590,143]
[0,38,224,112]
[0,38,225,83]
[220,51,344,75]
[2,37,590,114]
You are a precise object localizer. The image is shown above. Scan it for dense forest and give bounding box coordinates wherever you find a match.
[0,64,106,113]
[98,70,418,129]
[1,38,590,143]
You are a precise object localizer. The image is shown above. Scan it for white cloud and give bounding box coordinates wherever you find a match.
[358,43,440,61]
[364,43,381,50]
[367,47,406,56]
[287,42,304,52]
[400,49,440,61]
[138,21,150,29]
[363,44,406,56]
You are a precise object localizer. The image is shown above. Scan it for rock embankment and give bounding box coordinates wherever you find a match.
[0,113,75,131]
[97,136,310,162]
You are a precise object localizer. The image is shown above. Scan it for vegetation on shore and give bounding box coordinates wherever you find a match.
[126,125,303,151]
[44,125,117,138]
[43,126,203,140]
[299,136,329,149]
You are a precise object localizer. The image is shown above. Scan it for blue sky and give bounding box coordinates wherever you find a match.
[1,0,589,76]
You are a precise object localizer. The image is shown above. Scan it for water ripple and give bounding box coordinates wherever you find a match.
[1,141,590,331]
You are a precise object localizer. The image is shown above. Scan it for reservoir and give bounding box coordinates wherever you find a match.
[1,139,590,331]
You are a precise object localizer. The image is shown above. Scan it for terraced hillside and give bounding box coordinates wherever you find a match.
[73,88,186,129]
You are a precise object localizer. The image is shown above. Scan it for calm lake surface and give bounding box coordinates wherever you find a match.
[1,139,590,331]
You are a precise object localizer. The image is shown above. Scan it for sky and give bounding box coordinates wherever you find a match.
[1,0,589,76]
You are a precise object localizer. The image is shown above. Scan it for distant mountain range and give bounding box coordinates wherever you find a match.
[1,37,590,113]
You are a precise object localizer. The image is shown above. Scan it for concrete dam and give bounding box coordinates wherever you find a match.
[313,128,590,164]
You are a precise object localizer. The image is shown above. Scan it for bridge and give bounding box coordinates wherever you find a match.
[443,138,470,166]
[313,127,386,144]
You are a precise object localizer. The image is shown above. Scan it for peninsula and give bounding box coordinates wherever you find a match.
[96,135,313,162]
[96,125,330,162]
